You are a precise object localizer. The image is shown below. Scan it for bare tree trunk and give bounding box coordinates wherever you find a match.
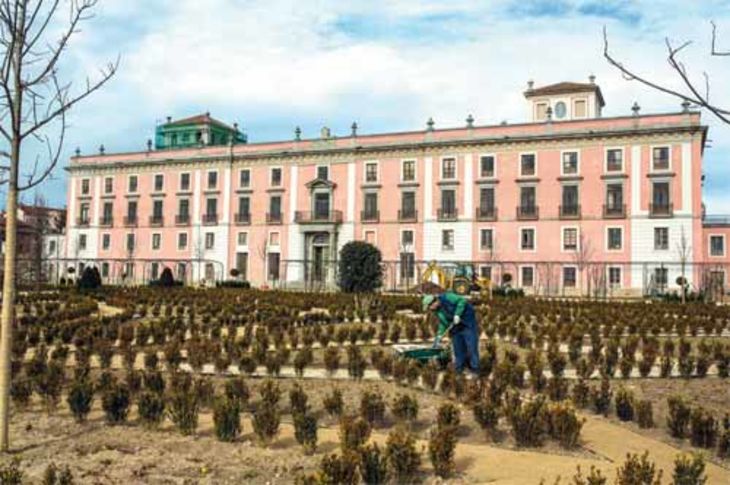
[0,178,18,450]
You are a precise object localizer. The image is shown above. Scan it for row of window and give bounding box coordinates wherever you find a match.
[77,146,674,196]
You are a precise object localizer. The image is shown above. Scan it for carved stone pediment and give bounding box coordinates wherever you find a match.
[305,178,337,190]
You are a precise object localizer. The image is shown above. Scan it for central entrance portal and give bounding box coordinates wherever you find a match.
[308,232,331,284]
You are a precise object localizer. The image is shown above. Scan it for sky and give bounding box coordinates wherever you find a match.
[12,0,730,214]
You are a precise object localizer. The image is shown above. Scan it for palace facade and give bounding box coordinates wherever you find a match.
[64,80,730,296]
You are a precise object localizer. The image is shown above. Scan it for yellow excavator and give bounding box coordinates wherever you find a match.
[421,261,492,296]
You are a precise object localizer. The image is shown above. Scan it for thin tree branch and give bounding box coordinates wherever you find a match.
[711,20,730,56]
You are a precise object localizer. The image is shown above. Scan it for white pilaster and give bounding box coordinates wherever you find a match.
[463,154,473,219]
[681,142,692,216]
[347,161,355,222]
[631,145,643,215]
[424,157,433,220]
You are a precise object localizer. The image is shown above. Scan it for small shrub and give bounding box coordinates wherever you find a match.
[615,451,662,485]
[547,401,584,449]
[473,396,500,439]
[10,377,32,409]
[572,465,607,485]
[213,396,241,442]
[66,378,94,423]
[717,415,730,459]
[615,386,635,422]
[143,370,165,395]
[421,361,439,390]
[289,383,309,416]
[339,414,371,451]
[317,452,360,485]
[43,462,74,485]
[194,378,215,409]
[359,443,388,485]
[294,412,318,454]
[505,392,548,447]
[391,394,419,423]
[324,347,341,376]
[0,458,23,485]
[259,379,281,407]
[636,400,654,429]
[437,402,461,430]
[672,453,707,485]
[591,377,612,416]
[167,390,199,435]
[36,361,65,412]
[101,383,130,425]
[137,391,166,428]
[572,379,590,409]
[667,395,691,439]
[384,427,421,483]
[689,407,717,448]
[224,377,250,408]
[429,424,458,478]
[347,346,367,380]
[293,347,313,377]
[360,388,386,426]
[323,387,344,417]
[252,405,280,445]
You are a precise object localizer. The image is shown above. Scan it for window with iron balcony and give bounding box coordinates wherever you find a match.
[235,196,251,225]
[176,199,190,225]
[267,195,282,224]
[652,147,670,171]
[649,182,672,217]
[441,158,456,179]
[362,192,379,223]
[203,198,218,225]
[517,186,538,220]
[604,183,626,218]
[477,187,497,221]
[398,192,417,221]
[559,185,580,219]
[438,189,457,221]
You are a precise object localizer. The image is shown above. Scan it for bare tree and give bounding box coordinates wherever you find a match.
[676,226,692,303]
[0,0,118,450]
[573,233,595,297]
[604,22,729,124]
[256,235,269,284]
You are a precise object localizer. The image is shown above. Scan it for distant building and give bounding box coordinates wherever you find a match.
[64,79,729,296]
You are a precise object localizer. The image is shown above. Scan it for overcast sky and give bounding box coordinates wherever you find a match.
[18,0,730,214]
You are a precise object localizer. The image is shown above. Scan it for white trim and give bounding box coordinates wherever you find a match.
[440,155,458,180]
[127,174,139,193]
[552,98,569,120]
[236,230,249,248]
[315,163,330,181]
[151,232,162,252]
[400,158,417,183]
[269,166,284,187]
[572,97,589,120]
[519,264,536,287]
[177,231,189,251]
[519,226,537,252]
[268,230,281,248]
[101,233,111,252]
[179,171,192,191]
[399,228,416,252]
[650,144,673,172]
[653,226,670,251]
[239,167,251,188]
[561,264,578,288]
[478,226,495,252]
[607,265,623,288]
[604,146,625,174]
[605,226,624,252]
[205,169,219,190]
[347,162,356,222]
[103,176,114,194]
[631,145,642,214]
[424,157,433,219]
[363,228,378,246]
[560,149,580,176]
[80,177,91,195]
[708,234,726,258]
[440,228,455,251]
[681,142,692,215]
[519,152,538,177]
[363,159,380,183]
[477,153,497,179]
[152,173,165,192]
[560,225,580,253]
[464,153,473,220]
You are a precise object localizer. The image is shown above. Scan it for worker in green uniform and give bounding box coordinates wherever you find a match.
[422,292,480,375]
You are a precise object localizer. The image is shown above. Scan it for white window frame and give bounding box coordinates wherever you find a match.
[519,152,538,177]
[519,264,535,287]
[519,226,537,252]
[101,233,111,251]
[103,176,114,194]
[400,159,417,182]
[535,102,549,121]
[604,147,625,173]
[177,232,188,251]
[237,231,249,248]
[270,166,283,187]
[440,156,458,180]
[363,229,377,245]
[562,264,578,288]
[206,170,219,190]
[561,226,580,253]
[650,144,672,172]
[153,173,165,192]
[363,160,380,184]
[573,98,589,119]
[127,174,138,193]
[478,153,497,179]
[478,265,493,280]
[560,149,580,176]
[552,98,569,120]
[179,172,191,191]
[607,266,623,288]
[80,178,90,195]
[315,164,330,181]
[709,234,726,258]
[239,168,251,188]
[400,228,415,251]
[479,227,495,252]
[151,232,162,251]
[268,230,281,248]
[441,229,455,251]
[605,226,624,252]
[205,232,215,250]
[654,227,670,251]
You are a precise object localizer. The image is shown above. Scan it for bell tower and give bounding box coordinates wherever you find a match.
[524,76,605,122]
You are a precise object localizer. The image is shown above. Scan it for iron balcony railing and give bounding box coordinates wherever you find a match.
[361,210,380,223]
[398,209,418,222]
[175,214,190,225]
[123,216,138,227]
[235,213,252,225]
[437,208,458,221]
[559,204,581,219]
[202,213,218,225]
[476,206,497,221]
[149,215,164,226]
[516,205,539,220]
[76,217,90,227]
[649,202,673,218]
[267,212,283,224]
[603,204,626,219]
[294,210,343,224]
[98,216,113,227]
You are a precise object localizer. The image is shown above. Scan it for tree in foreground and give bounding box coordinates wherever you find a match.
[338,241,383,310]
[0,0,118,450]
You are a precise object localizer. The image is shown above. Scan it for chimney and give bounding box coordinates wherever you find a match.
[589,74,596,84]
[320,126,331,139]
[166,116,172,124]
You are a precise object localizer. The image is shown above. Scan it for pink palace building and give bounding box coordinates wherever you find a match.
[64,79,730,297]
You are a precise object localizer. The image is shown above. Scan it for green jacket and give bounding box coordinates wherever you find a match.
[434,292,469,339]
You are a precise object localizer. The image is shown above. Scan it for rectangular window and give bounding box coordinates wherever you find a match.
[401,230,414,247]
[652,146,670,171]
[536,103,548,121]
[81,178,90,195]
[607,227,623,250]
[563,227,578,251]
[240,169,251,187]
[270,167,282,186]
[441,229,454,250]
[710,235,725,256]
[102,202,113,223]
[236,252,248,279]
[561,185,579,210]
[480,229,494,251]
[609,267,622,288]
[400,191,416,219]
[606,184,624,210]
[402,160,416,181]
[205,232,215,250]
[269,195,282,217]
[440,189,456,215]
[205,263,215,281]
[654,267,668,286]
[152,200,164,219]
[176,263,186,280]
[207,171,218,189]
[269,231,280,246]
[562,151,578,175]
[400,252,415,279]
[479,187,495,212]
[102,234,111,251]
[520,154,536,177]
[154,174,164,192]
[104,177,114,194]
[520,186,536,210]
[363,192,379,219]
[237,232,248,246]
[177,232,188,250]
[652,182,670,208]
[521,228,535,251]
[317,165,329,181]
[268,252,281,280]
[313,193,330,219]
[480,266,492,280]
[79,203,90,224]
[78,234,87,251]
[126,233,135,252]
[125,262,135,279]
[441,158,456,179]
[180,173,191,191]
[480,155,495,178]
[606,149,623,172]
[49,240,56,254]
[654,227,669,250]
[364,230,376,244]
[101,262,109,278]
[127,200,138,220]
[151,263,160,280]
[365,162,378,183]
[574,99,587,118]
[206,198,218,217]
[521,266,534,287]
[128,175,138,193]
[563,267,577,287]
[152,233,161,250]
[238,196,250,217]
